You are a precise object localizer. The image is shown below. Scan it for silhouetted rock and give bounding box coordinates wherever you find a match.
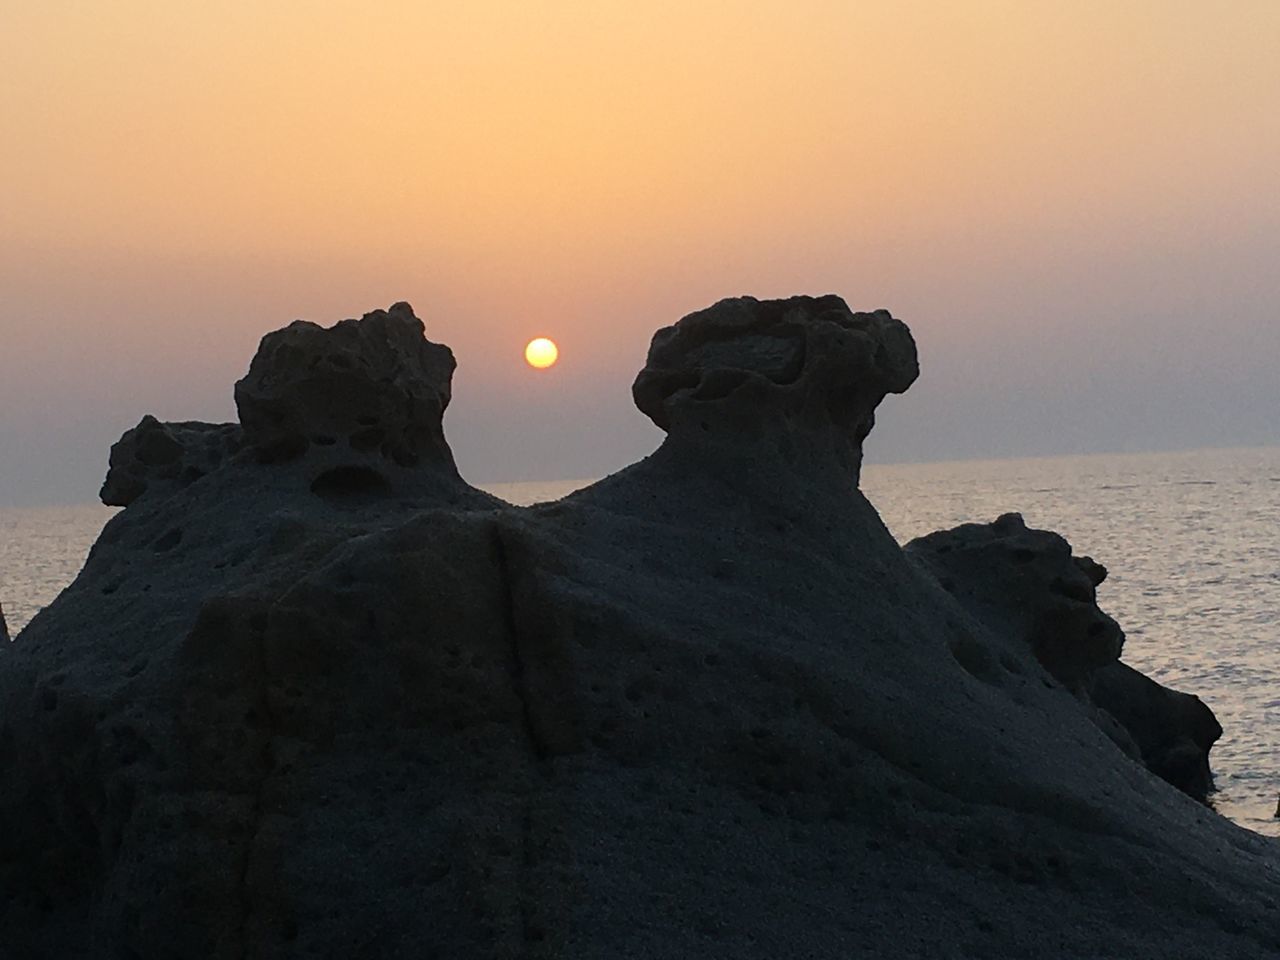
[905,513,1123,687]
[235,301,457,470]
[1,298,1275,959]
[905,512,1223,801]
[1090,661,1223,801]
[100,416,241,507]
[633,295,918,483]
[0,601,8,642]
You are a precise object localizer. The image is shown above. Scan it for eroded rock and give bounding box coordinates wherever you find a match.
[234,301,456,471]
[1,296,1274,960]
[1090,661,1223,801]
[633,295,918,483]
[906,512,1223,801]
[906,513,1124,687]
[100,416,241,507]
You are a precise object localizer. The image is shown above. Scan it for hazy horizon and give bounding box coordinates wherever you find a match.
[3,2,1278,508]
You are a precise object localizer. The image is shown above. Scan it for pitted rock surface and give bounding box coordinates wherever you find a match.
[234,301,457,471]
[906,512,1222,800]
[100,416,242,507]
[906,512,1124,687]
[1,296,1274,960]
[632,296,918,482]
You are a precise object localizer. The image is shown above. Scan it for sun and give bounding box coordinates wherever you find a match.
[524,337,559,370]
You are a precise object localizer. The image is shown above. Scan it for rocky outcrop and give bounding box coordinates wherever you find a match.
[235,302,457,474]
[905,512,1223,801]
[1,297,1275,959]
[905,513,1124,688]
[0,600,8,642]
[101,416,241,507]
[1090,661,1223,800]
[633,295,918,483]
[99,303,479,514]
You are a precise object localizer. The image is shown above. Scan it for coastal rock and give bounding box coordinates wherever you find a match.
[1090,661,1223,800]
[905,512,1123,687]
[100,416,241,507]
[633,295,918,482]
[1,297,1275,959]
[234,301,457,472]
[905,512,1223,800]
[98,303,477,513]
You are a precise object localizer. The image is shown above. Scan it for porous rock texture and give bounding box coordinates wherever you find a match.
[101,416,242,507]
[234,301,457,475]
[2,296,1277,959]
[632,295,918,483]
[904,513,1223,801]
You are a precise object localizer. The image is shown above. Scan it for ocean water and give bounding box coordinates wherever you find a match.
[2,446,1277,836]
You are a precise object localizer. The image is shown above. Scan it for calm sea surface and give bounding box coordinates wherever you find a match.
[3,447,1277,836]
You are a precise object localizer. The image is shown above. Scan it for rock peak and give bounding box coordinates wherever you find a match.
[234,302,456,470]
[632,295,916,483]
[632,295,918,483]
[101,303,468,509]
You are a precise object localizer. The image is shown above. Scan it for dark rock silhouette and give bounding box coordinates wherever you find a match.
[235,301,457,474]
[101,416,241,507]
[905,513,1124,688]
[0,600,8,642]
[905,512,1223,801]
[1,297,1275,959]
[1090,660,1223,800]
[633,295,918,483]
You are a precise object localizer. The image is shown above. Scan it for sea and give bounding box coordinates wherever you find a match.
[3,446,1277,837]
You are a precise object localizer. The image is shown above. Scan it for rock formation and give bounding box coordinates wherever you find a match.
[101,416,242,507]
[1090,660,1223,800]
[632,295,918,483]
[904,513,1223,801]
[0,600,8,642]
[1,296,1276,959]
[234,301,457,474]
[905,513,1123,689]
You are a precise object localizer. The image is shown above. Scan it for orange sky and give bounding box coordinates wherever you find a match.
[2,2,1278,504]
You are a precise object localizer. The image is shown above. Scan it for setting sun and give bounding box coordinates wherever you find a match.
[524,337,559,370]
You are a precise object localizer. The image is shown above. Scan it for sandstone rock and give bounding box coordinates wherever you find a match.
[905,512,1124,687]
[633,295,918,483]
[1,297,1275,959]
[98,303,479,512]
[1090,660,1223,801]
[905,512,1223,801]
[100,416,241,507]
[234,301,457,472]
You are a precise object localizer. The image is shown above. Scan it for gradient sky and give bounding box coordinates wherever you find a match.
[2,1,1278,507]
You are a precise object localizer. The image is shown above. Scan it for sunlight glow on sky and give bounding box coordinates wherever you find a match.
[1,1,1277,505]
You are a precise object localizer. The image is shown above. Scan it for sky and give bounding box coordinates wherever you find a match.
[2,1,1278,507]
